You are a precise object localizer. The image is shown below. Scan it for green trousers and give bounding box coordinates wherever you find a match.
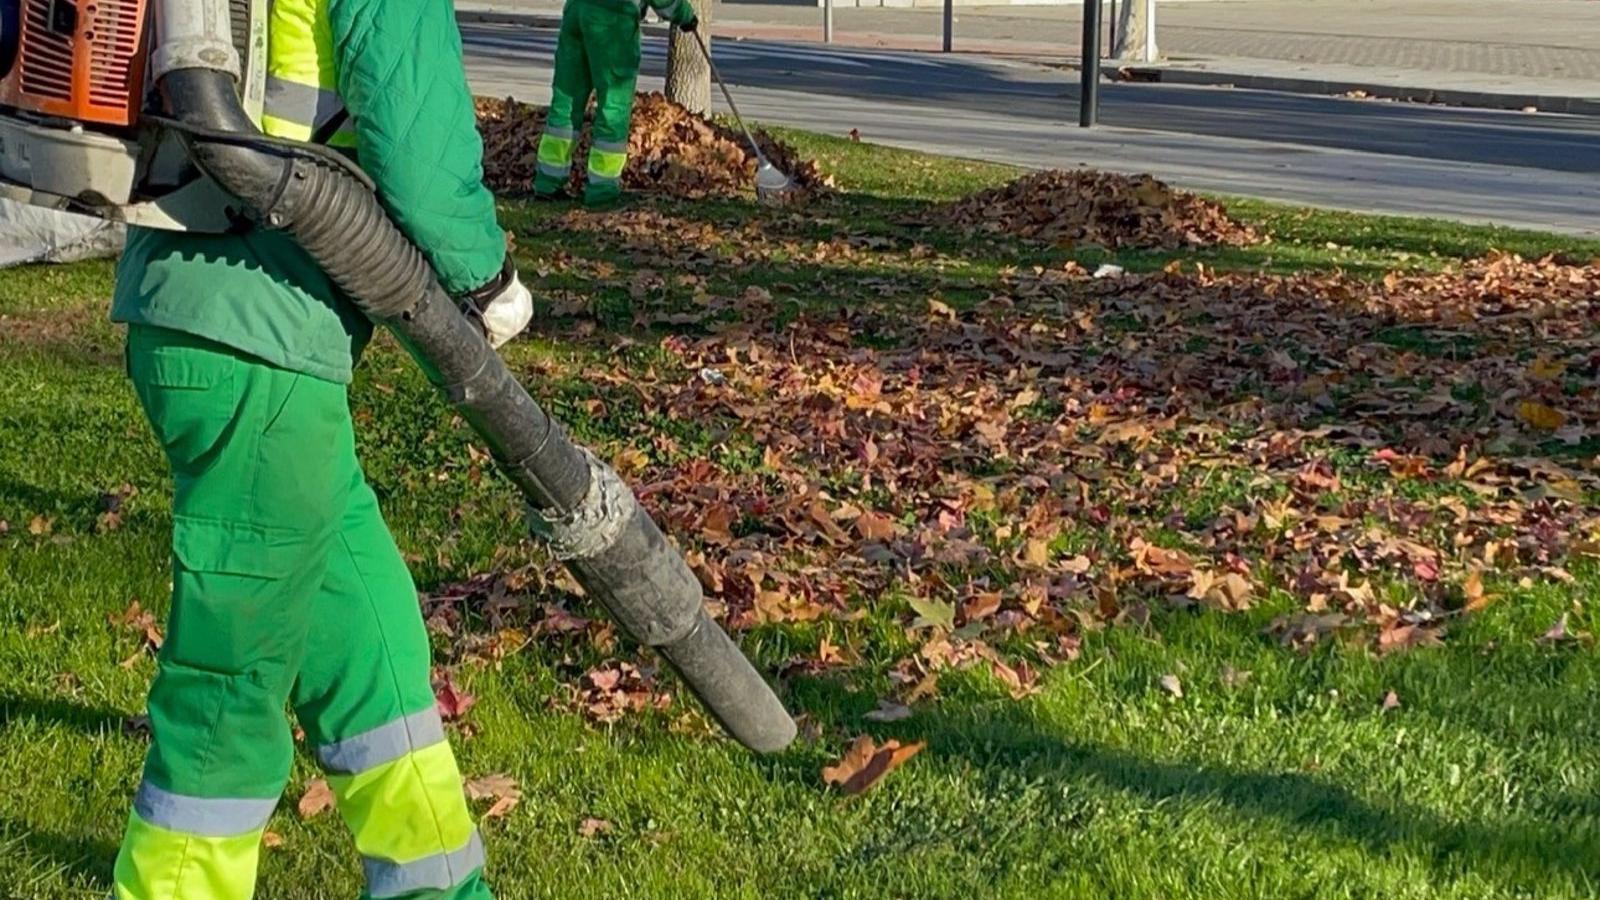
[114,325,491,900]
[533,0,641,206]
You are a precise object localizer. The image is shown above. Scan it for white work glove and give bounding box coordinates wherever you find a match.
[462,260,534,349]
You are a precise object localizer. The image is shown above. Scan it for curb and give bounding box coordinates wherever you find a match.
[1114,65,1600,117]
[457,7,674,37]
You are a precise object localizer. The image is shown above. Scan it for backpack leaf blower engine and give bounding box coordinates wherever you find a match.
[0,0,797,753]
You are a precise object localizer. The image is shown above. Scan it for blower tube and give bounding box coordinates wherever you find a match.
[148,0,796,754]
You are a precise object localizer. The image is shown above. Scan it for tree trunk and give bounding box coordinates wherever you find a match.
[1112,0,1157,62]
[665,0,715,114]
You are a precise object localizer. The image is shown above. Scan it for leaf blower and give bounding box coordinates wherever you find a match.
[0,0,796,753]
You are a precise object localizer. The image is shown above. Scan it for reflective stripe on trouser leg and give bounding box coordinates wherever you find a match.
[319,707,486,897]
[113,783,277,897]
[585,141,627,205]
[114,808,269,900]
[534,126,576,193]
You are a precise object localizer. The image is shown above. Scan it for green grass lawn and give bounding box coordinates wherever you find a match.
[3,131,1599,899]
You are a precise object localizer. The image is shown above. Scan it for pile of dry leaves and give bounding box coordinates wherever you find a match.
[410,213,1596,784]
[941,169,1260,249]
[475,93,832,199]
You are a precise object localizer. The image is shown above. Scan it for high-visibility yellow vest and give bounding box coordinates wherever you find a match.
[260,0,357,147]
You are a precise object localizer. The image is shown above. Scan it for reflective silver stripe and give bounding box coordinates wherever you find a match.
[537,161,571,179]
[592,140,628,155]
[317,707,445,775]
[133,782,277,837]
[542,125,576,141]
[364,830,485,898]
[587,171,621,185]
[263,74,346,130]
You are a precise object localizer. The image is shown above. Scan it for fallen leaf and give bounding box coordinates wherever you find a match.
[1462,570,1493,613]
[262,831,284,849]
[433,669,477,721]
[297,779,335,820]
[464,773,522,815]
[854,510,898,541]
[1517,400,1567,431]
[1377,622,1445,655]
[960,591,1002,623]
[27,515,51,536]
[863,699,913,723]
[1540,613,1574,643]
[822,736,925,795]
[907,596,955,632]
[484,795,519,819]
[1159,674,1183,698]
[578,817,614,838]
[1381,690,1401,712]
[1021,538,1051,567]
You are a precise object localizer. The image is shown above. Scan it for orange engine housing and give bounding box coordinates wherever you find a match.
[0,0,149,127]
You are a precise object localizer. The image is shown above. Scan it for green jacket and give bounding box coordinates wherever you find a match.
[112,0,506,384]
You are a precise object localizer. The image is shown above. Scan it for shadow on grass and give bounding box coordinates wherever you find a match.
[760,692,1600,890]
[0,816,116,888]
[0,692,130,734]
[745,682,1600,883]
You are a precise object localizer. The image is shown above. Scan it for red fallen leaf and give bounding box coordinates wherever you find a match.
[822,736,925,795]
[1412,558,1440,582]
[433,669,477,721]
[536,603,590,636]
[297,779,335,820]
[578,817,614,838]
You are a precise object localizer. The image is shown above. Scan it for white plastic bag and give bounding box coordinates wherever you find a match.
[0,198,124,267]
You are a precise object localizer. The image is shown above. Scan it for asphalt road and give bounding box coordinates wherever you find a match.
[462,23,1600,234]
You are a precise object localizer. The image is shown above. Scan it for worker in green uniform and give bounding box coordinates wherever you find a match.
[108,0,530,895]
[533,0,700,207]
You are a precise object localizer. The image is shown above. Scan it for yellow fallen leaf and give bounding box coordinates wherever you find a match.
[1022,539,1051,567]
[1517,400,1566,431]
[1529,355,1567,381]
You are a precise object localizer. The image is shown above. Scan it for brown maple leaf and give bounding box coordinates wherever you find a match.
[822,736,925,795]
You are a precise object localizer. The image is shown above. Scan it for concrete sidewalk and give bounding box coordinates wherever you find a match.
[457,0,1600,113]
